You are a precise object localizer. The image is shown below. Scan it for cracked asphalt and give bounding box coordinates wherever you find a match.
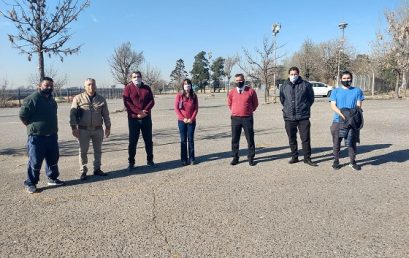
[0,93,408,257]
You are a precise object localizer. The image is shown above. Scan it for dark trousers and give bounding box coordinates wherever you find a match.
[284,119,311,159]
[178,120,196,163]
[128,116,153,164]
[330,122,357,162]
[25,134,60,186]
[231,116,255,160]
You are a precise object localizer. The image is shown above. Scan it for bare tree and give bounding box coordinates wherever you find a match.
[291,39,322,81]
[371,32,402,96]
[224,55,239,92]
[0,0,90,80]
[0,79,11,108]
[240,38,283,103]
[385,2,409,97]
[28,66,68,96]
[142,63,161,94]
[108,42,144,85]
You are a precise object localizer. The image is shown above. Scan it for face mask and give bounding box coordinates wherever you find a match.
[236,82,244,88]
[41,88,53,95]
[289,75,299,83]
[133,78,142,86]
[341,80,352,87]
[183,84,191,91]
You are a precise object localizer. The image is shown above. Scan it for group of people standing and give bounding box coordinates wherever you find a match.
[19,67,364,194]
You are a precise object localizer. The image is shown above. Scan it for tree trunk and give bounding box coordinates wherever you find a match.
[394,72,400,98]
[403,71,407,98]
[264,84,269,103]
[38,49,45,81]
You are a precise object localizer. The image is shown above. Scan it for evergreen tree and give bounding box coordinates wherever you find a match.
[191,51,210,93]
[210,57,225,92]
[170,59,188,92]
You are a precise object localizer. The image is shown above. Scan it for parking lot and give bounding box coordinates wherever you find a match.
[0,93,408,257]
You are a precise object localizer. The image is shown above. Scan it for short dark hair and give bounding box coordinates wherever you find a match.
[235,73,245,80]
[340,70,353,80]
[41,77,54,83]
[288,66,300,74]
[130,71,142,78]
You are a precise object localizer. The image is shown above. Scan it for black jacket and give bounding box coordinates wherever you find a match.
[279,77,315,121]
[339,107,364,146]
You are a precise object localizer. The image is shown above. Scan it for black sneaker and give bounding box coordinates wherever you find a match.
[25,184,37,194]
[80,172,87,180]
[127,164,135,171]
[47,178,65,186]
[304,159,318,167]
[349,163,361,171]
[249,158,256,166]
[288,157,299,164]
[147,160,156,167]
[93,169,107,176]
[181,161,188,166]
[332,161,341,170]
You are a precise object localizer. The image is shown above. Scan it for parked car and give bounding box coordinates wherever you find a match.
[309,81,333,97]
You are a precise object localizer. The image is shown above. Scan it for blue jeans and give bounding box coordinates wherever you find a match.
[178,120,196,163]
[25,134,60,186]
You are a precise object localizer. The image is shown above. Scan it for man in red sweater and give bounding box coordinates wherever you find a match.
[227,73,259,166]
[123,71,155,170]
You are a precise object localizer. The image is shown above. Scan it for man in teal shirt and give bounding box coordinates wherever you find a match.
[330,71,365,171]
[19,77,64,193]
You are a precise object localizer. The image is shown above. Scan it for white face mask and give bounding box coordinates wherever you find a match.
[183,84,191,91]
[289,75,299,83]
[133,78,142,86]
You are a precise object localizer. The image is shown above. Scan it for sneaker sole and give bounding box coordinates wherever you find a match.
[47,183,64,186]
[349,164,361,171]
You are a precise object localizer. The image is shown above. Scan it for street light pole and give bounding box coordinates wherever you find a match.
[272,23,281,103]
[336,22,348,87]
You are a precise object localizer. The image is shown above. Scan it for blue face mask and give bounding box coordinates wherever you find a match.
[289,75,299,83]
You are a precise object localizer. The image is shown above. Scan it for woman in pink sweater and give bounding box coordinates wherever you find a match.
[174,79,199,166]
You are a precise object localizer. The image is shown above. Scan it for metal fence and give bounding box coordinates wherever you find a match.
[353,74,395,95]
[4,87,124,101]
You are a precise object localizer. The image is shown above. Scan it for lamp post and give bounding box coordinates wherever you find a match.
[336,22,348,87]
[272,23,281,102]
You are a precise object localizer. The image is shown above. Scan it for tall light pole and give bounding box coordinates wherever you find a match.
[336,22,348,87]
[272,23,281,102]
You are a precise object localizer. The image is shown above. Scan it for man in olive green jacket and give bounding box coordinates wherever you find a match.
[19,77,65,194]
[70,78,111,180]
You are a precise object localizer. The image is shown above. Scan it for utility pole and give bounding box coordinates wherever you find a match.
[272,23,281,103]
[336,22,348,87]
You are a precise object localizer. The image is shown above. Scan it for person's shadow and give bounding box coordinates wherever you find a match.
[37,143,406,192]
[359,148,409,166]
[310,143,409,167]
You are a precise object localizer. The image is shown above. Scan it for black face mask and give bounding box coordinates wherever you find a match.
[41,88,53,95]
[235,82,244,88]
[341,80,352,87]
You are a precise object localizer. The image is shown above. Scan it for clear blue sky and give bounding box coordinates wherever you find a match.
[0,0,402,88]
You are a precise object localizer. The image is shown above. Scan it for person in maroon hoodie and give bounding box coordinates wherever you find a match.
[123,71,155,171]
[227,73,259,166]
[174,79,199,166]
